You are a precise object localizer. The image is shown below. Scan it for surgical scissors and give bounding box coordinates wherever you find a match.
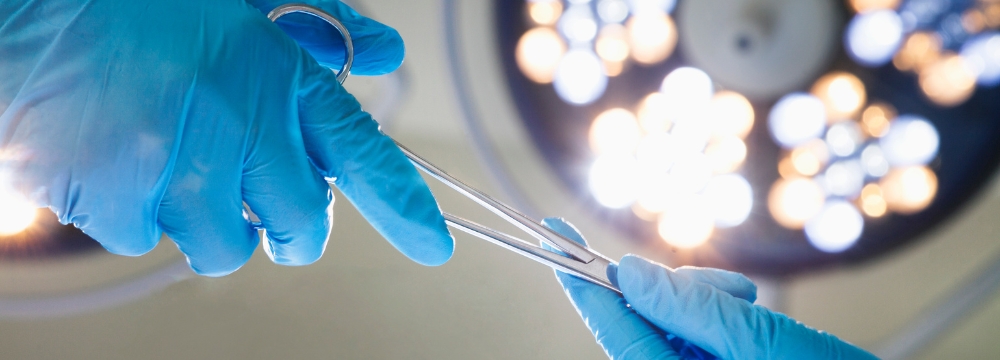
[266,4,619,292]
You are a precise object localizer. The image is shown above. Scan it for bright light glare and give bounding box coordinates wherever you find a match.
[554,49,608,104]
[627,13,678,64]
[635,132,679,169]
[637,92,671,132]
[589,155,640,208]
[657,194,714,249]
[825,121,863,157]
[628,0,676,14]
[659,67,713,123]
[589,108,641,155]
[861,144,890,177]
[805,200,864,253]
[879,115,939,166]
[894,32,942,72]
[881,166,938,214]
[708,91,755,139]
[861,103,895,137]
[529,0,563,25]
[768,93,827,148]
[0,188,37,236]
[559,4,599,43]
[704,136,747,173]
[860,183,888,217]
[919,53,977,107]
[846,10,904,67]
[597,0,630,23]
[790,140,830,177]
[704,174,753,228]
[811,72,867,120]
[961,32,1000,86]
[768,178,826,229]
[823,160,865,198]
[669,153,713,193]
[516,28,567,84]
[849,0,901,13]
[596,24,631,63]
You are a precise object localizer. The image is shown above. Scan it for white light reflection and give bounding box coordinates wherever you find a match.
[704,174,753,228]
[589,155,639,208]
[659,67,713,123]
[768,93,827,148]
[589,108,641,155]
[554,49,608,104]
[961,32,1000,86]
[627,0,676,14]
[805,200,864,253]
[559,4,599,44]
[669,153,713,193]
[0,187,36,236]
[826,121,863,157]
[823,160,865,198]
[597,0,630,23]
[846,10,904,66]
[861,144,890,177]
[657,193,714,249]
[879,115,939,166]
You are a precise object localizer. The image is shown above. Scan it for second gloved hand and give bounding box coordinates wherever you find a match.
[541,218,877,360]
[0,0,454,275]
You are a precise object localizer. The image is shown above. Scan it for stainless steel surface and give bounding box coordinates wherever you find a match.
[267,3,354,84]
[396,141,618,292]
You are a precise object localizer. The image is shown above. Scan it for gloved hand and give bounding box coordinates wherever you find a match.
[0,0,453,275]
[541,218,878,360]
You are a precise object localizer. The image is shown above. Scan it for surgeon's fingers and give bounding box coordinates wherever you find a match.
[158,126,257,277]
[247,0,404,75]
[242,115,334,266]
[541,218,680,360]
[673,266,757,303]
[617,255,875,359]
[294,54,453,266]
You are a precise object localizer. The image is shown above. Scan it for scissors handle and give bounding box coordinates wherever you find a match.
[261,3,619,292]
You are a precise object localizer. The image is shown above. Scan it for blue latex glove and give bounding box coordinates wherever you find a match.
[0,0,453,275]
[541,218,878,360]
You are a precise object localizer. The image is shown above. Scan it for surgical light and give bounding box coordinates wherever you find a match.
[768,178,826,229]
[961,32,1000,86]
[558,4,598,44]
[881,166,938,214]
[846,10,904,67]
[825,121,863,157]
[597,0,629,24]
[626,12,677,65]
[849,0,901,13]
[637,92,672,132]
[659,67,713,122]
[589,108,641,155]
[588,155,640,208]
[811,72,867,121]
[515,27,566,84]
[879,115,940,166]
[704,174,753,228]
[860,183,888,218]
[708,91,754,139]
[553,49,607,104]
[893,32,942,72]
[704,136,747,174]
[0,188,36,236]
[528,0,562,25]
[919,53,977,107]
[823,160,866,198]
[805,200,864,253]
[657,193,714,249]
[861,102,895,138]
[768,93,827,148]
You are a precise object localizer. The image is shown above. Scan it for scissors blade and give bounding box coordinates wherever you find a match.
[443,213,619,293]
[395,141,599,264]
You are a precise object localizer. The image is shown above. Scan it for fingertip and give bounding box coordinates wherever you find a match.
[401,228,455,266]
[675,266,758,303]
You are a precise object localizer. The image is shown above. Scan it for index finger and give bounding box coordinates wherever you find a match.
[295,55,453,266]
